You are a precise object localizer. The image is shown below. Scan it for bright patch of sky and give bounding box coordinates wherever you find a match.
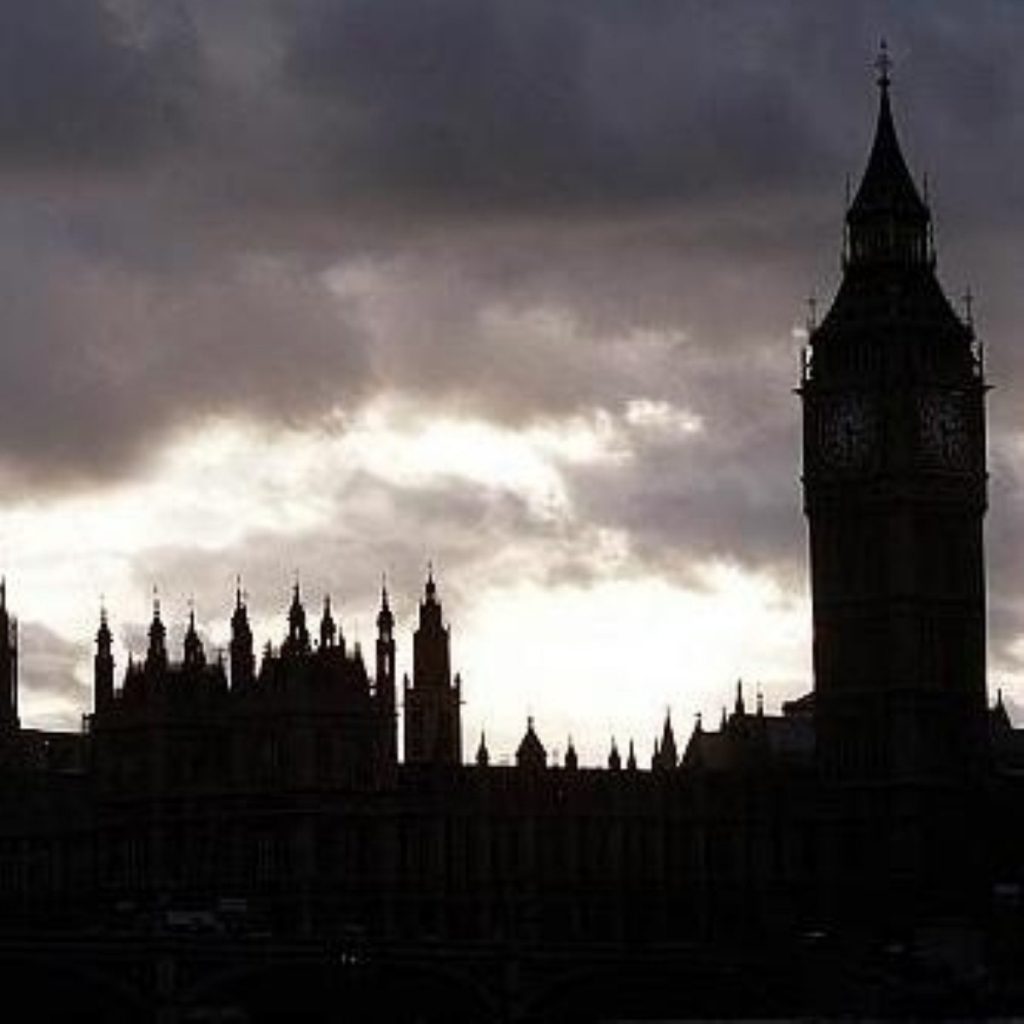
[0,400,807,752]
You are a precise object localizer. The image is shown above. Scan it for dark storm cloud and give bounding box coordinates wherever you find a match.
[3,0,1024,667]
[0,212,372,486]
[0,0,199,167]
[281,0,847,207]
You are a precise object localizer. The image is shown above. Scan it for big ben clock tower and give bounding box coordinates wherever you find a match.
[801,50,988,917]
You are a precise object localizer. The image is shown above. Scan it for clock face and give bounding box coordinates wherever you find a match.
[818,395,875,469]
[918,391,970,469]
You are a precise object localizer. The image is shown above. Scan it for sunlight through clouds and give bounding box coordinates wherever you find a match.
[0,395,789,744]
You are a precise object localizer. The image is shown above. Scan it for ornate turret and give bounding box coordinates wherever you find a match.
[653,711,678,771]
[516,717,546,770]
[564,736,579,771]
[94,605,115,713]
[145,593,167,672]
[285,582,310,655]
[183,605,206,669]
[376,581,394,693]
[403,567,462,765]
[230,580,255,688]
[0,580,19,730]
[375,581,397,763]
[319,595,337,650]
[475,731,490,767]
[734,681,746,718]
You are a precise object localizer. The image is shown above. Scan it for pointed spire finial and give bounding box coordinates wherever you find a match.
[152,585,161,620]
[875,38,891,91]
[235,574,244,610]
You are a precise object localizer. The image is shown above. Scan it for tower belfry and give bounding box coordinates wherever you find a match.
[801,52,988,920]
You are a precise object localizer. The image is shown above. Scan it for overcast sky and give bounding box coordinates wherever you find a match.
[1,1,1023,764]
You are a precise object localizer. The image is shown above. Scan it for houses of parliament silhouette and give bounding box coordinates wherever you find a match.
[3,56,1024,1022]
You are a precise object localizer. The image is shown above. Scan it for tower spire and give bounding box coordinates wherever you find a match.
[844,42,931,270]
[184,600,205,668]
[875,37,891,92]
[146,587,167,671]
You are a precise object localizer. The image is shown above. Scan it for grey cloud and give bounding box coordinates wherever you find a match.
[0,0,199,168]
[1,0,1024,665]
[18,621,89,715]
[121,471,580,656]
[0,203,372,486]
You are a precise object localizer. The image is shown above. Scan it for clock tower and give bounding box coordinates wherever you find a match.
[801,53,988,919]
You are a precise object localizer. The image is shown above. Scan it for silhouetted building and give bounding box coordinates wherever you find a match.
[800,52,990,929]
[403,569,461,765]
[1,55,1023,1022]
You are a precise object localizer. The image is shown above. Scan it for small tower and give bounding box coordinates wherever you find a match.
[230,581,255,688]
[0,580,19,731]
[564,736,578,771]
[608,738,621,771]
[376,582,395,694]
[284,582,310,656]
[403,568,463,765]
[653,711,678,771]
[626,740,637,771]
[94,604,114,713]
[376,582,397,763]
[516,717,546,770]
[145,594,167,673]
[475,731,490,767]
[734,680,746,718]
[183,606,206,669]
[320,595,337,650]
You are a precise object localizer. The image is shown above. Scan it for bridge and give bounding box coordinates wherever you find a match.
[0,931,797,1022]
